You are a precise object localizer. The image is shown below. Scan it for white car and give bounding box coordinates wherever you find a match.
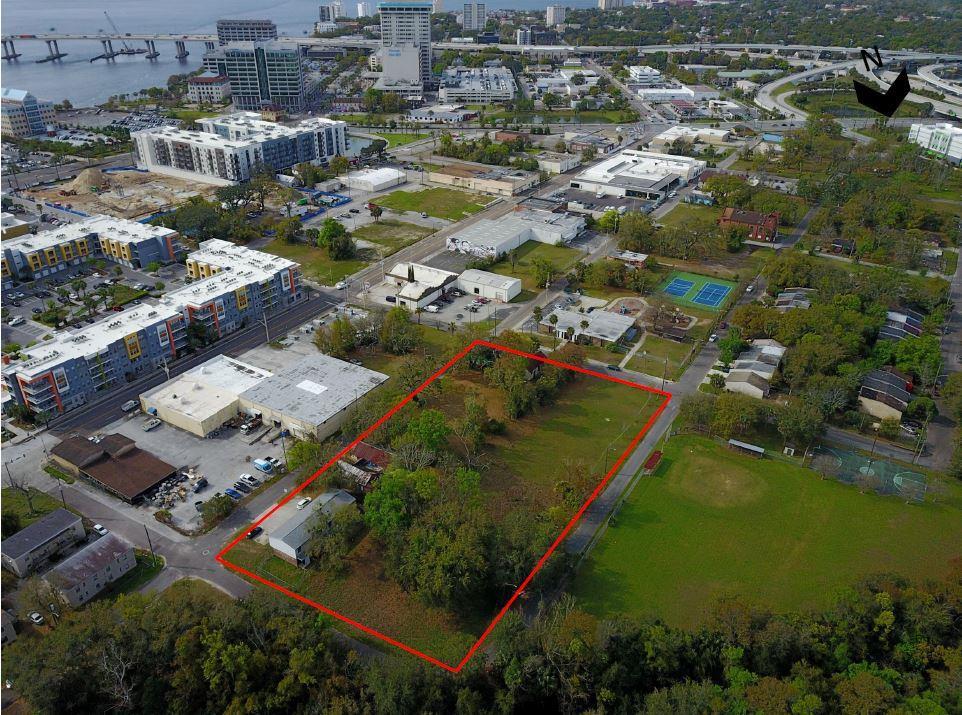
[709,333,718,343]
[334,281,348,290]
[92,524,108,536]
[425,304,440,313]
[121,400,139,413]
[296,497,312,510]
[28,612,44,626]
[142,418,162,431]
[8,316,25,326]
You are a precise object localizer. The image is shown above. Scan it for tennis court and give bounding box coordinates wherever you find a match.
[658,271,737,312]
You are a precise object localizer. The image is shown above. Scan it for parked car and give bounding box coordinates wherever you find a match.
[246,526,263,540]
[92,524,108,536]
[192,477,209,493]
[607,364,622,372]
[121,400,139,413]
[334,281,349,290]
[296,497,312,510]
[29,612,44,626]
[240,474,260,488]
[142,418,162,431]
[232,481,251,494]
[420,212,428,218]
[8,316,25,326]
[252,458,274,474]
[425,304,440,313]
[709,333,718,343]
[194,500,205,512]
[385,295,397,303]
[224,488,244,501]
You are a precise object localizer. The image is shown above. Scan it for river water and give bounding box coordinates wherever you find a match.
[1,0,596,107]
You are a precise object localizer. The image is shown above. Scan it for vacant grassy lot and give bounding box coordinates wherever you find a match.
[375,188,493,220]
[263,239,369,285]
[626,335,692,380]
[658,203,723,230]
[489,241,582,291]
[228,353,665,665]
[374,132,426,148]
[788,89,929,119]
[1,487,70,529]
[352,220,433,257]
[570,435,962,627]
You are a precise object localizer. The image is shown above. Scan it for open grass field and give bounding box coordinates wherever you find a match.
[352,220,433,257]
[788,90,929,119]
[626,335,692,380]
[658,270,738,312]
[569,435,962,627]
[657,203,723,230]
[376,187,493,221]
[226,350,665,666]
[263,239,369,286]
[374,132,426,148]
[489,241,583,291]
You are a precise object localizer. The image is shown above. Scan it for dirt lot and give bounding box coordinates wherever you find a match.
[26,169,215,219]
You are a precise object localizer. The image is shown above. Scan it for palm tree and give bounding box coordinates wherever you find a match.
[83,296,98,319]
[532,305,543,323]
[71,278,86,297]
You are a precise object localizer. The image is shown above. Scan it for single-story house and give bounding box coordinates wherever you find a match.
[859,367,913,420]
[45,533,136,607]
[774,287,815,312]
[338,442,391,491]
[268,490,356,566]
[878,308,924,342]
[49,434,177,504]
[1,508,85,577]
[539,307,636,346]
[608,250,649,268]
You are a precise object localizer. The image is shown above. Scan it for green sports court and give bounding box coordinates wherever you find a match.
[658,271,737,311]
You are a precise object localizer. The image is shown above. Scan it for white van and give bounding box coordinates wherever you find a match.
[8,316,25,326]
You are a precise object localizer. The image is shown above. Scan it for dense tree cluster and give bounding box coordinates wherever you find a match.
[6,570,962,714]
[436,134,539,171]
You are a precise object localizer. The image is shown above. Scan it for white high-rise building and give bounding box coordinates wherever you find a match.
[432,0,443,11]
[357,1,372,15]
[378,1,433,82]
[546,5,566,26]
[462,2,486,31]
[515,27,532,45]
[331,0,344,18]
[598,0,623,9]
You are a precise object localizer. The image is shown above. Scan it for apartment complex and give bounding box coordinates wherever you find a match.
[0,88,55,138]
[515,27,532,45]
[546,5,566,26]
[2,239,302,416]
[132,113,348,185]
[215,19,278,45]
[462,2,487,31]
[47,533,136,607]
[1,215,183,287]
[203,43,312,113]
[186,73,232,104]
[0,509,85,578]
[438,66,517,103]
[378,1,433,82]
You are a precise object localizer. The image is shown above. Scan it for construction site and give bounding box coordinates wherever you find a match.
[26,167,214,219]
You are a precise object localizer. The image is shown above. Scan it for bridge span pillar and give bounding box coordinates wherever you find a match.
[175,40,189,59]
[2,40,21,60]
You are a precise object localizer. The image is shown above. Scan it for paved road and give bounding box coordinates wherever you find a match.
[48,292,337,436]
[3,154,132,191]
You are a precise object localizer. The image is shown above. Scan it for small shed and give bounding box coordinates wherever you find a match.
[727,439,765,458]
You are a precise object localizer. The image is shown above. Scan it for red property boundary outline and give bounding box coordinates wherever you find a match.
[217,339,672,673]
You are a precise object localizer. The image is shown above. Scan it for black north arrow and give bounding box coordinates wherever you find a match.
[853,67,911,117]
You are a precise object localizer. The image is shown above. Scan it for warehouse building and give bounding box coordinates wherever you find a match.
[569,149,706,201]
[457,269,522,302]
[269,490,356,566]
[649,125,732,149]
[386,261,459,310]
[534,151,581,174]
[344,167,407,192]
[428,164,538,196]
[445,208,585,258]
[46,533,136,607]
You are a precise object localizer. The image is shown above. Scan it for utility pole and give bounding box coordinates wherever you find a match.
[260,312,270,343]
[143,524,156,564]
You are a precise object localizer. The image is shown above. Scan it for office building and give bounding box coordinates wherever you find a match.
[215,19,278,45]
[2,240,302,416]
[319,4,334,21]
[627,65,662,85]
[569,149,706,201]
[438,66,517,103]
[372,43,424,99]
[649,125,731,149]
[357,1,372,15]
[378,2,433,82]
[186,72,232,104]
[909,122,962,165]
[0,88,55,138]
[2,215,183,286]
[534,151,581,174]
[331,0,344,17]
[515,27,532,45]
[132,113,348,185]
[462,2,486,31]
[47,533,136,607]
[203,43,312,114]
[1,509,85,578]
[409,104,478,123]
[546,5,566,25]
[598,0,624,8]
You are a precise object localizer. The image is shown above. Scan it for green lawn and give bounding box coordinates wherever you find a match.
[263,239,369,285]
[1,487,69,530]
[657,203,723,230]
[374,187,493,221]
[374,132,427,148]
[351,220,433,257]
[626,335,692,380]
[569,435,962,627]
[489,241,582,291]
[165,108,224,122]
[42,465,75,484]
[103,551,165,596]
[489,109,634,124]
[788,90,929,119]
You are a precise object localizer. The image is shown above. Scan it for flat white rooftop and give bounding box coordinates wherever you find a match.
[189,238,297,277]
[3,214,176,253]
[459,269,521,290]
[574,149,706,187]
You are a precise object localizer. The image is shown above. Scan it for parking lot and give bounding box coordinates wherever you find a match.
[110,410,288,531]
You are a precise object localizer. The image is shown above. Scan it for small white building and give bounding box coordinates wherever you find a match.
[268,490,356,566]
[46,533,136,607]
[535,151,582,174]
[344,167,407,192]
[387,262,460,311]
[627,65,662,85]
[457,269,522,302]
[186,72,232,103]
